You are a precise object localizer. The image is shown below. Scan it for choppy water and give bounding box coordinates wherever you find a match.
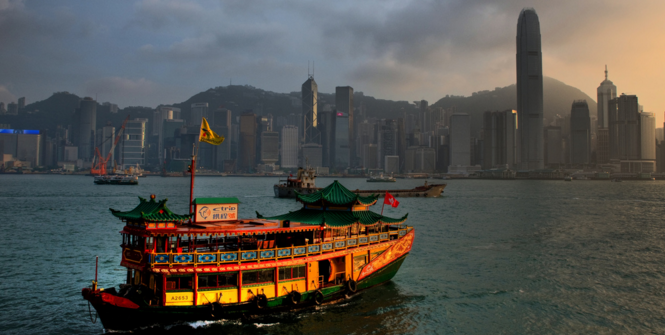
[1,175,665,334]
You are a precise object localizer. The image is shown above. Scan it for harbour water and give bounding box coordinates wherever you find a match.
[1,175,665,334]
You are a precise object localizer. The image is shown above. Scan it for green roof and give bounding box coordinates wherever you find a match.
[257,208,408,228]
[192,197,241,205]
[110,196,192,222]
[296,180,378,206]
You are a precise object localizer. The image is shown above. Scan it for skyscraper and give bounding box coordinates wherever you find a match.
[608,94,640,160]
[302,76,318,144]
[570,100,591,165]
[516,8,544,170]
[335,86,354,166]
[281,126,299,169]
[449,113,470,168]
[121,118,147,168]
[75,97,97,161]
[190,103,208,126]
[239,112,257,172]
[641,112,656,162]
[318,110,336,168]
[482,110,517,169]
[597,66,617,129]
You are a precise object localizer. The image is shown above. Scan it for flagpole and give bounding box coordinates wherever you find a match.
[189,142,196,216]
[381,191,387,216]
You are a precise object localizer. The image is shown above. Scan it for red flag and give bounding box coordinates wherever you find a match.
[384,192,399,208]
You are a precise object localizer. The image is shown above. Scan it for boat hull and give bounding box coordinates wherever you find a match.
[85,254,408,331]
[274,184,446,198]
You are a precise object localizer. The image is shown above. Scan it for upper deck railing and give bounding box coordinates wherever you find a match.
[142,225,412,267]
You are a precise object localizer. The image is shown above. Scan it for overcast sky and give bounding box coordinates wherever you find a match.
[1,0,664,122]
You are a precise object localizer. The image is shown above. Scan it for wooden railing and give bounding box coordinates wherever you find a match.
[147,225,412,267]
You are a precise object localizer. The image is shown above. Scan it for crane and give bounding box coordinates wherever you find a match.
[91,115,130,176]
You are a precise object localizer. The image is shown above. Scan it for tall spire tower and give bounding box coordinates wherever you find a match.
[516,8,544,170]
[597,65,617,129]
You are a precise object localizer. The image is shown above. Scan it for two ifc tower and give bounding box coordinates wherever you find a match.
[516,8,544,170]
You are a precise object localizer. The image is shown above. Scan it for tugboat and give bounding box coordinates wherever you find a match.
[274,167,318,197]
[81,182,413,331]
[367,173,396,182]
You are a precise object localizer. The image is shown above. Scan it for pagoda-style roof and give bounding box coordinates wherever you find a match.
[110,196,192,223]
[296,180,378,206]
[257,209,408,228]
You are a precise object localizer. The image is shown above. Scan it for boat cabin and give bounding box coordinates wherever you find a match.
[110,181,410,308]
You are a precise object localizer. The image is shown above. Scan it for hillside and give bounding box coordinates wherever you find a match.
[433,77,597,136]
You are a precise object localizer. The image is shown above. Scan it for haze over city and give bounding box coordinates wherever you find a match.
[1,0,664,123]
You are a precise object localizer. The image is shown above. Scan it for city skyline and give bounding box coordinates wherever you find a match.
[1,1,665,124]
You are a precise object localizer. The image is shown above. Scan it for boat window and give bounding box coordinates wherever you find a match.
[198,272,238,289]
[166,275,193,291]
[279,265,306,281]
[146,237,154,251]
[242,269,275,285]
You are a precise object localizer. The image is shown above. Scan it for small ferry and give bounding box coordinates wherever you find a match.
[82,181,414,331]
[273,167,318,197]
[367,173,396,182]
[93,174,139,185]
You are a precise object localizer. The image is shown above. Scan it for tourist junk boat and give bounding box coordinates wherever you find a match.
[81,181,414,331]
[275,169,446,198]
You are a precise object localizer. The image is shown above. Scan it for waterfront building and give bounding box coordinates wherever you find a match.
[302,76,319,144]
[96,125,115,168]
[302,143,323,168]
[161,119,185,160]
[516,8,544,170]
[318,110,336,168]
[406,146,436,173]
[0,102,5,114]
[7,102,18,115]
[153,106,180,136]
[16,131,40,167]
[384,155,399,174]
[641,112,656,162]
[597,66,617,129]
[449,113,471,168]
[482,110,516,169]
[608,94,640,160]
[74,97,97,161]
[63,146,78,162]
[120,118,148,169]
[336,86,354,166]
[570,100,591,165]
[545,126,563,166]
[362,144,378,169]
[17,97,25,109]
[281,126,299,169]
[261,131,279,165]
[239,112,257,172]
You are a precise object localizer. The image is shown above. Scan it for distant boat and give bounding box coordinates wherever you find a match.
[367,173,396,182]
[94,174,139,185]
[564,176,573,182]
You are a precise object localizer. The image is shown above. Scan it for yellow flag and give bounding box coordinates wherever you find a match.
[199,117,225,145]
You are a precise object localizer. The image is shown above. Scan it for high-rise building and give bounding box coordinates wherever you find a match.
[378,120,398,169]
[96,125,115,168]
[597,66,617,129]
[0,102,5,114]
[281,126,299,169]
[153,106,180,136]
[362,144,378,169]
[516,8,544,170]
[336,86,354,166]
[384,155,399,174]
[545,126,563,166]
[397,118,407,173]
[239,112,257,171]
[190,103,208,126]
[596,128,610,165]
[261,131,279,165]
[641,112,656,161]
[302,143,323,168]
[318,110,336,168]
[570,100,591,165]
[482,110,516,169]
[608,94,640,160]
[7,102,18,115]
[449,113,471,167]
[334,111,350,169]
[120,118,148,168]
[302,76,319,144]
[17,97,25,109]
[74,97,97,161]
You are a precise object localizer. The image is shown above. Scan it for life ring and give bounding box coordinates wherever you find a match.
[254,294,268,309]
[346,279,358,294]
[314,290,324,305]
[289,291,302,305]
